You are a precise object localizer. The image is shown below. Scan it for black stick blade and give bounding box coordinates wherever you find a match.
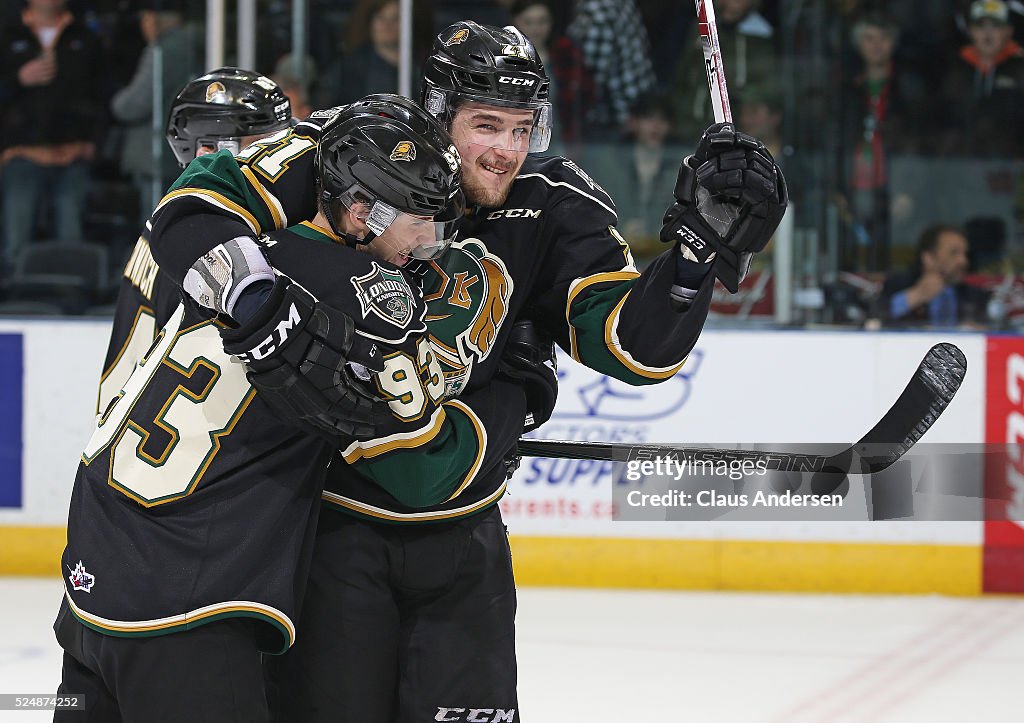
[517,344,968,486]
[845,342,967,474]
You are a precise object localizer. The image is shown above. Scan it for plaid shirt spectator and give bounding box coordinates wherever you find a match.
[546,35,595,146]
[567,0,656,134]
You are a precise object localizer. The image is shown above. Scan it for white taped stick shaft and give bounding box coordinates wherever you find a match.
[695,0,732,123]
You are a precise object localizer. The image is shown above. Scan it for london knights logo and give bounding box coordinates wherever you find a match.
[419,238,513,396]
[351,262,417,328]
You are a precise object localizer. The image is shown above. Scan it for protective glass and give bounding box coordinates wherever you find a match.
[195,137,241,158]
[426,89,553,153]
[337,184,462,262]
[367,201,453,261]
[334,192,455,267]
[454,116,531,154]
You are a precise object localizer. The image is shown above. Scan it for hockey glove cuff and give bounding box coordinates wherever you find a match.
[183,236,276,316]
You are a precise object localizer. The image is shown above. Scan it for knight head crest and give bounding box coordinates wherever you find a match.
[445,28,470,46]
[205,81,228,104]
[390,141,417,162]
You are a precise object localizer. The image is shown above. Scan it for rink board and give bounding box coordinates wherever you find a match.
[0,318,1018,593]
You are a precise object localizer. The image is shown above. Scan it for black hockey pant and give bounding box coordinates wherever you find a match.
[266,504,519,722]
[53,598,268,722]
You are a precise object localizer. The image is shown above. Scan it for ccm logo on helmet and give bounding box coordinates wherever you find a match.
[237,303,303,362]
[498,76,535,87]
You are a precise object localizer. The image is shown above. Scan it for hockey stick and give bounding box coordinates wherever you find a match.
[696,0,732,124]
[517,343,966,480]
[668,0,735,310]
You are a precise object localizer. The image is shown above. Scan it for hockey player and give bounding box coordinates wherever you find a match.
[145,22,787,721]
[98,67,295,414]
[54,94,520,721]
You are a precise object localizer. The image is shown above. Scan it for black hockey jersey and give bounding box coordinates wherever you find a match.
[62,220,519,652]
[98,225,181,416]
[148,113,715,523]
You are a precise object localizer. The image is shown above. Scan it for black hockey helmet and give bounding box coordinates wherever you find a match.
[422,21,552,152]
[316,93,464,260]
[165,67,292,167]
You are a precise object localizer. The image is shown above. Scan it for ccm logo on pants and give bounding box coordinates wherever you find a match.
[435,708,516,722]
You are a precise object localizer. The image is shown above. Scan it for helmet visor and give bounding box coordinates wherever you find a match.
[195,137,241,158]
[426,88,553,153]
[364,200,459,264]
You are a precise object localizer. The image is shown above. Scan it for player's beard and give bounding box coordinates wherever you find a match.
[462,152,520,208]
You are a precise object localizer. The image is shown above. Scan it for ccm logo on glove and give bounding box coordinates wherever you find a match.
[235,302,302,362]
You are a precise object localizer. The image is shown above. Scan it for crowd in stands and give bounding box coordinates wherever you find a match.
[0,0,1021,329]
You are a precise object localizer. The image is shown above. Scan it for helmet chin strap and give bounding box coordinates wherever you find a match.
[321,190,378,248]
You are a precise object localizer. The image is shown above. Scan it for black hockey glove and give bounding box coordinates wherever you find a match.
[497,319,558,433]
[220,276,391,441]
[661,122,788,293]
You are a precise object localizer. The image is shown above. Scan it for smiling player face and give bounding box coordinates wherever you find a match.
[449,102,535,208]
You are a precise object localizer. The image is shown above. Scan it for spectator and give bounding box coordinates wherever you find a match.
[273,72,312,121]
[0,0,106,271]
[838,11,931,270]
[878,224,991,327]
[737,85,783,156]
[567,0,656,139]
[509,0,594,150]
[735,82,825,240]
[586,91,680,264]
[272,52,317,104]
[734,84,785,268]
[941,0,1024,157]
[671,0,778,140]
[315,0,432,108]
[110,0,200,220]
[955,0,1024,51]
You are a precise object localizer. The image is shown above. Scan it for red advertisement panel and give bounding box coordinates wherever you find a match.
[983,336,1024,592]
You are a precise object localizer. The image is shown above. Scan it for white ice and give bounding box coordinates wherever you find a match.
[2,578,1021,722]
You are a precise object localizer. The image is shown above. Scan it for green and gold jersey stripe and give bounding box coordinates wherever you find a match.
[155,188,262,235]
[240,165,287,230]
[341,407,449,464]
[565,270,640,363]
[321,482,507,523]
[444,399,487,501]
[64,589,295,654]
[603,290,688,380]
